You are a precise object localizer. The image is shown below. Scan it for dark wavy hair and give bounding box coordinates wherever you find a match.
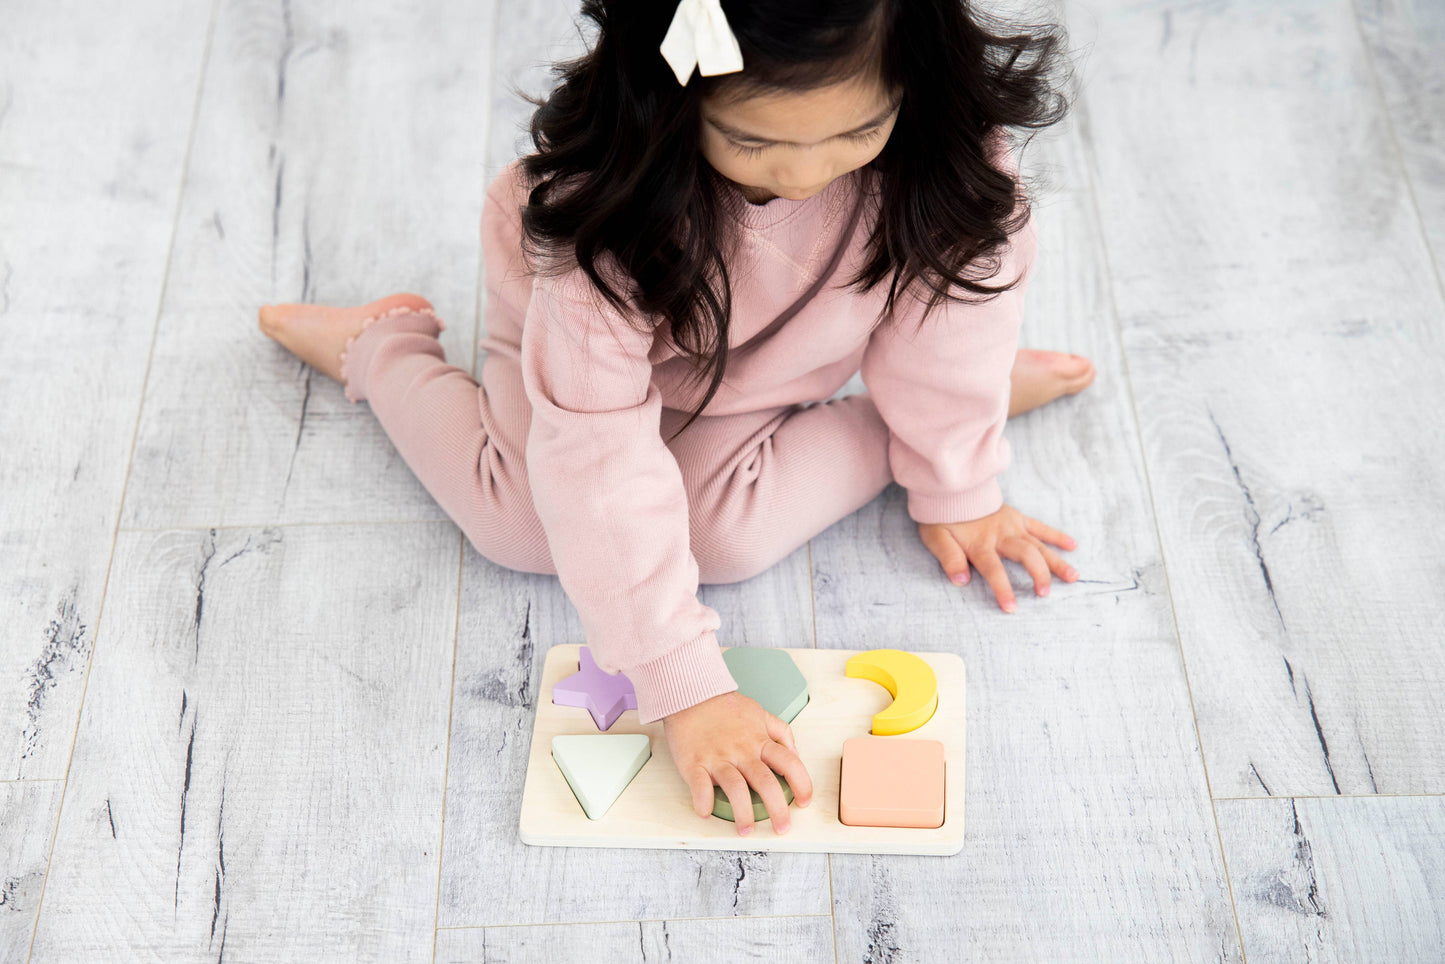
[515,0,1075,441]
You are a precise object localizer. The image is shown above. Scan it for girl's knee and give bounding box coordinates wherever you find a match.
[457,511,557,577]
[695,539,783,585]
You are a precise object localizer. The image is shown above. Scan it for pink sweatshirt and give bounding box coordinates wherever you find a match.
[477,137,1037,724]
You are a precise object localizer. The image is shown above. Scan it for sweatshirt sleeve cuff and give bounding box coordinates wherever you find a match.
[625,629,739,724]
[906,476,1004,525]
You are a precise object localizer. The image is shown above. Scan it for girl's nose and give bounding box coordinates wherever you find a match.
[776,165,832,196]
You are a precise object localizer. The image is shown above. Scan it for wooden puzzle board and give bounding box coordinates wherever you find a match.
[519,645,966,855]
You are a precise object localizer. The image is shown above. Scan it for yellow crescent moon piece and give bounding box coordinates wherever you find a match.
[845,649,940,735]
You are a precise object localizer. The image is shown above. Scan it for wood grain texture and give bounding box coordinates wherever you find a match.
[1080,0,1445,796]
[119,0,497,530]
[434,915,835,963]
[518,645,967,855]
[0,781,62,961]
[1075,0,1440,339]
[816,96,1243,959]
[437,550,831,927]
[0,0,210,779]
[1217,796,1445,963]
[1122,325,1445,797]
[1357,0,1445,267]
[30,524,458,962]
[10,0,1445,956]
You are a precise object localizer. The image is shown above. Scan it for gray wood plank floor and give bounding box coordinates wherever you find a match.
[3,0,1442,960]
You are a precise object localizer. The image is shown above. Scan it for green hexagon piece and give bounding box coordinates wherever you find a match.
[722,647,810,724]
[711,774,795,822]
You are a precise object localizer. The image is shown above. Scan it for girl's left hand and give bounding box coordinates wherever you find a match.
[916,503,1079,613]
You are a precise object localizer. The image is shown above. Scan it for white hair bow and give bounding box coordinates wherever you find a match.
[659,0,744,86]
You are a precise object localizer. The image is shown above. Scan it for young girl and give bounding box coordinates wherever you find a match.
[259,0,1092,837]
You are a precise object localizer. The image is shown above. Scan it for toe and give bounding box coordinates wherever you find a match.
[1069,359,1096,392]
[1065,355,1094,380]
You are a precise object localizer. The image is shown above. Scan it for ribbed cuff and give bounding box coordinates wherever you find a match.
[907,476,1004,525]
[339,305,446,403]
[625,629,739,724]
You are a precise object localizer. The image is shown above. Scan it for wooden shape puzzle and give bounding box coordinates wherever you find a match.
[520,646,966,855]
[838,736,946,829]
[551,645,639,731]
[711,774,795,823]
[721,646,810,723]
[551,733,652,820]
[844,648,939,735]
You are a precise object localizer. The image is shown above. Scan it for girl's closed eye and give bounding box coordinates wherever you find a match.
[727,126,888,158]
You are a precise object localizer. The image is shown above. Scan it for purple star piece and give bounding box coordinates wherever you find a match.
[551,646,639,731]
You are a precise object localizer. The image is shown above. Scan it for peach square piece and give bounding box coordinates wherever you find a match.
[838,736,946,829]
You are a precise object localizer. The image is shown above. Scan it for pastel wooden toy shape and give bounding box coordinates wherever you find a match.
[838,736,945,829]
[551,645,638,730]
[711,774,795,823]
[844,648,939,735]
[551,734,651,820]
[721,647,809,724]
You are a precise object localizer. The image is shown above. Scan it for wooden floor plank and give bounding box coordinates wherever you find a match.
[818,116,1241,958]
[1076,0,1439,339]
[9,0,1444,955]
[479,0,585,186]
[1218,796,1445,962]
[1357,0,1445,268]
[30,524,458,962]
[1122,324,1445,797]
[1079,0,1445,796]
[119,0,497,530]
[0,781,63,961]
[0,0,210,779]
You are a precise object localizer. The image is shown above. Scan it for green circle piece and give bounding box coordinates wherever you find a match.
[712,774,795,822]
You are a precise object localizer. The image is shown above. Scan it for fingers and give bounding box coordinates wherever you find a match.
[1002,536,1052,597]
[972,547,1016,613]
[739,759,792,833]
[714,764,756,836]
[686,764,715,819]
[761,738,814,808]
[1024,516,1078,551]
[763,712,798,756]
[1033,538,1079,582]
[920,524,970,585]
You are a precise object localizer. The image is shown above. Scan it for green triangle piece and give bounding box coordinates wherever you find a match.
[721,647,810,724]
[551,734,651,820]
[712,774,794,823]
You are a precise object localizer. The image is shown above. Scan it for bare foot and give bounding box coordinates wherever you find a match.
[257,292,435,383]
[1009,348,1096,417]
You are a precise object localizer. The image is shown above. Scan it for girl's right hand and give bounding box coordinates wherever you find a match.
[663,691,814,836]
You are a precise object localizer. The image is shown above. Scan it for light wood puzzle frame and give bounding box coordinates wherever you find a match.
[519,644,967,855]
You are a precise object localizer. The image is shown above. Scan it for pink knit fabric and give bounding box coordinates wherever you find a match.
[343,134,1038,723]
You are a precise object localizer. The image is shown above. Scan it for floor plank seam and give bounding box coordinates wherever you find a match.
[1214,792,1445,801]
[806,541,819,651]
[116,518,456,534]
[0,778,65,784]
[430,532,468,962]
[466,0,505,384]
[1348,0,1445,316]
[434,912,836,931]
[806,542,840,963]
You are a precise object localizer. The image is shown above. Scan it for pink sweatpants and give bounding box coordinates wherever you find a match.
[341,307,897,584]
